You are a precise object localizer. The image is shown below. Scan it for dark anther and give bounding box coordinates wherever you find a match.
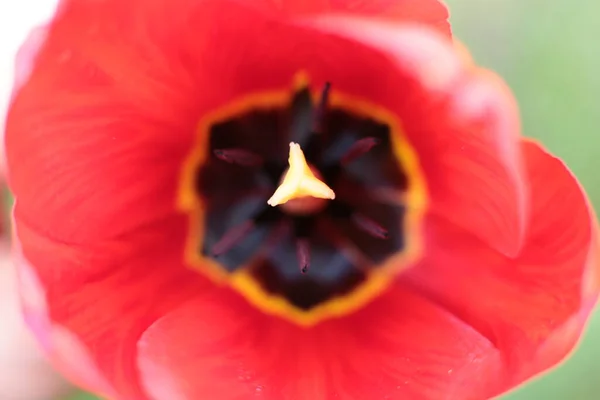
[213,148,263,167]
[340,137,380,165]
[212,220,256,256]
[296,238,311,274]
[312,82,331,133]
[330,202,389,240]
[351,213,389,239]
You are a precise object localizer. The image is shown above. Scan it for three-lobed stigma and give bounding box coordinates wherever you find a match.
[267,142,335,209]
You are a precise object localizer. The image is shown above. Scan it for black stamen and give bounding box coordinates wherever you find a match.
[340,137,380,165]
[312,82,331,133]
[214,148,263,167]
[212,220,255,256]
[296,239,311,274]
[293,217,314,274]
[351,213,389,239]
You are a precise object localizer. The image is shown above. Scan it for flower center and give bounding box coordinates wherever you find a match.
[178,77,427,325]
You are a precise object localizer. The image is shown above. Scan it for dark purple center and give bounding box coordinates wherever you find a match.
[194,84,409,310]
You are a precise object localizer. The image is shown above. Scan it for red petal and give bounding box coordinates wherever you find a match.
[16,248,118,398]
[137,283,501,400]
[239,0,450,36]
[15,216,209,398]
[308,16,527,256]
[402,140,599,395]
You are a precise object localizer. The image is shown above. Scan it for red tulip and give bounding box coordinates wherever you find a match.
[5,1,599,399]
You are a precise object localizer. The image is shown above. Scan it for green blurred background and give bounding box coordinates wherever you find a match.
[68,1,600,399]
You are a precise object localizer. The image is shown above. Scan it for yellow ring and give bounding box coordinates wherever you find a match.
[177,74,429,326]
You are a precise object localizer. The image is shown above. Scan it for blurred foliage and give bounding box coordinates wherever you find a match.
[67,0,600,399]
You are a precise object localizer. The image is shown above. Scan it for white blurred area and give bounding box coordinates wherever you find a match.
[0,1,73,399]
[0,250,72,400]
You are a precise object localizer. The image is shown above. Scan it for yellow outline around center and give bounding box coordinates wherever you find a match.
[177,75,429,326]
